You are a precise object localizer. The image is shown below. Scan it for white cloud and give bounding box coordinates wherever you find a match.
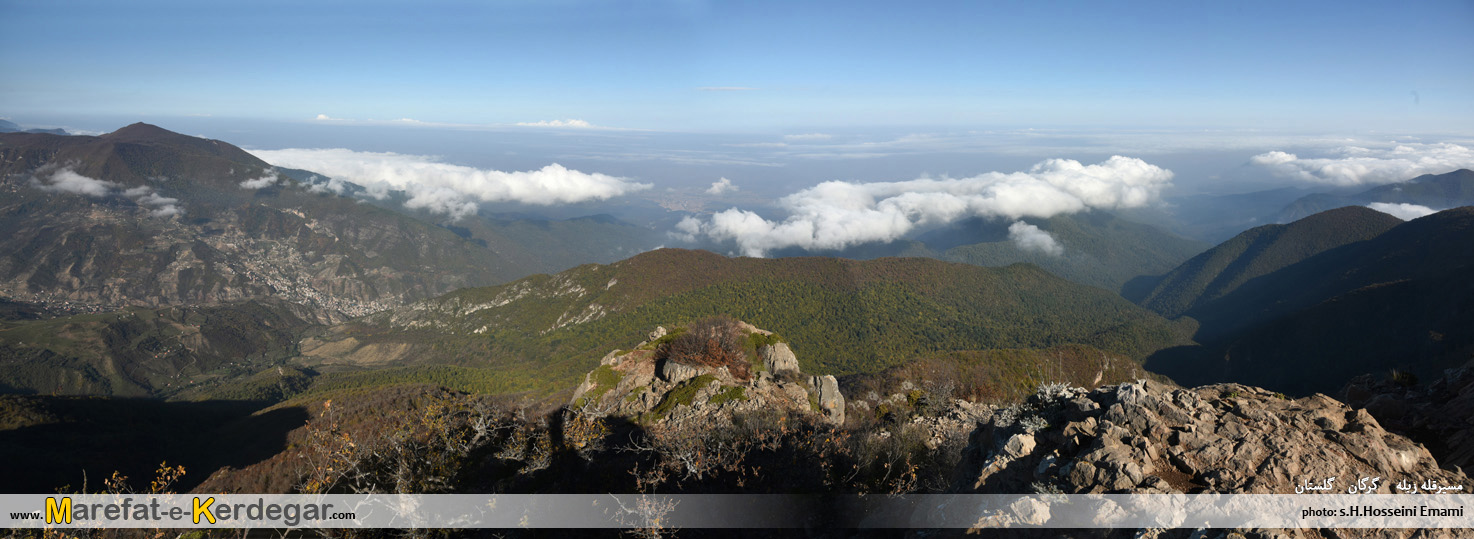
[516,119,594,128]
[134,191,183,217]
[1008,221,1063,256]
[1248,150,1298,166]
[1367,202,1438,221]
[784,133,832,141]
[680,156,1173,256]
[239,171,281,189]
[34,168,118,197]
[30,167,182,217]
[247,148,651,220]
[669,216,703,243]
[314,114,349,121]
[706,177,738,195]
[305,174,351,195]
[1249,143,1474,186]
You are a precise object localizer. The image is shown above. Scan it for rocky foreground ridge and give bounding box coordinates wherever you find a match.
[553,322,1474,536]
[569,321,1470,497]
[938,379,1470,537]
[959,379,1468,495]
[148,319,1472,538]
[1343,361,1474,472]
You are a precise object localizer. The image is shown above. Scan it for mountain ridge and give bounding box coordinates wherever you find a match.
[1275,169,1474,222]
[1145,206,1474,395]
[0,123,643,316]
[1132,205,1402,318]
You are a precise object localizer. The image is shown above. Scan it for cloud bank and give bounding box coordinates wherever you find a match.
[1008,221,1063,256]
[304,174,351,195]
[248,148,651,219]
[706,177,738,195]
[31,168,183,217]
[677,156,1172,256]
[1250,143,1474,186]
[1366,202,1438,221]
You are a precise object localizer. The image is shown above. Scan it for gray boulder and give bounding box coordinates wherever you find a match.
[647,326,668,342]
[600,349,622,366]
[659,359,703,384]
[810,374,845,425]
[760,343,800,374]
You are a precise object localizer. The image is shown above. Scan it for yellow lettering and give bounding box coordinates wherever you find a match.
[45,497,72,524]
[193,497,216,524]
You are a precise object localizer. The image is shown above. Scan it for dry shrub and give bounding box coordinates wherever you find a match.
[629,407,855,492]
[661,315,750,381]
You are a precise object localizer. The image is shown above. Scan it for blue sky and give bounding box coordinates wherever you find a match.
[3,0,1472,133]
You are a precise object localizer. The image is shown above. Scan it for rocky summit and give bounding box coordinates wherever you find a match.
[570,321,846,427]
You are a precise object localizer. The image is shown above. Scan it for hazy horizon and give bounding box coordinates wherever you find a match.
[5,0,1474,253]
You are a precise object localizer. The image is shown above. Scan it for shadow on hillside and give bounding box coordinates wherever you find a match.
[1142,345,1221,390]
[1117,273,1162,303]
[0,381,36,395]
[458,414,656,494]
[0,396,306,493]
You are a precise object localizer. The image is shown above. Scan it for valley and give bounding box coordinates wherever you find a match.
[3,125,1473,536]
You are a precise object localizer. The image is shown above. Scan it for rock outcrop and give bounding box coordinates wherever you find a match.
[810,373,845,425]
[761,343,800,374]
[958,380,1469,495]
[569,323,846,426]
[1342,361,1474,471]
[658,358,703,384]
